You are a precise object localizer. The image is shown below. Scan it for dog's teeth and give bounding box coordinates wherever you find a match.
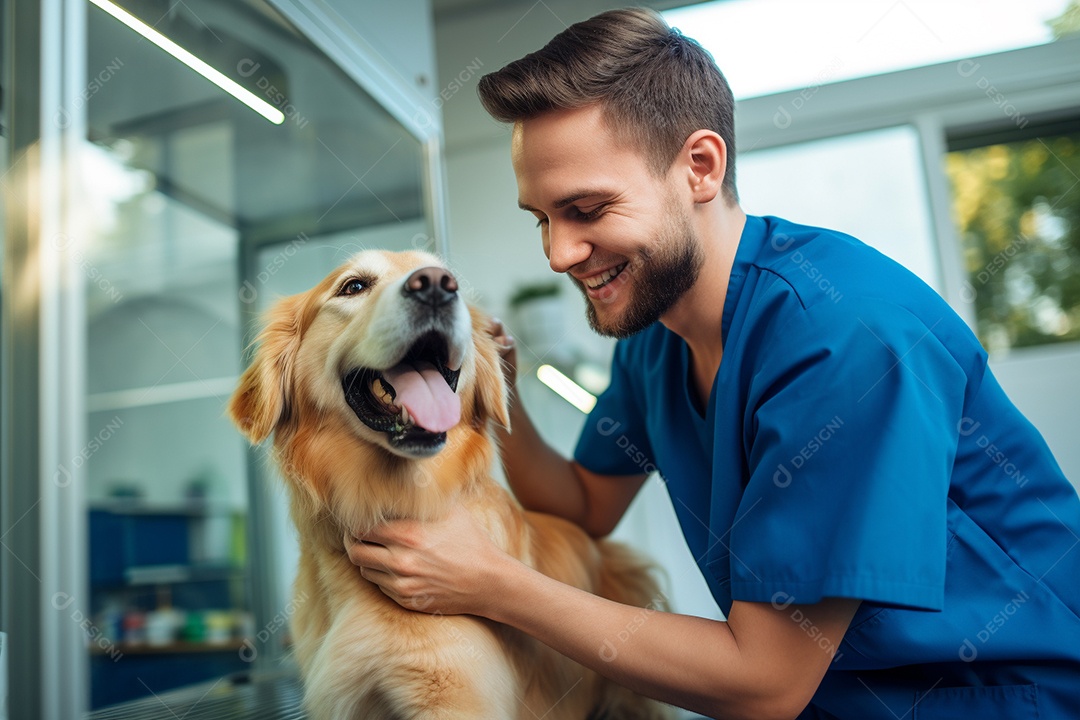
[448,346,463,372]
[400,406,410,424]
[371,378,393,406]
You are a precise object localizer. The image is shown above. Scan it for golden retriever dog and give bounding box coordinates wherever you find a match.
[229,249,672,720]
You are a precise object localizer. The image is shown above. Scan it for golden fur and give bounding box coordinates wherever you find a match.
[229,249,672,719]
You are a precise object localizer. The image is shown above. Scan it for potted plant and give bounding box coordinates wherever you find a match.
[508,281,567,360]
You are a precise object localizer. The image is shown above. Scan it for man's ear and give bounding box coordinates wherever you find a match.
[228,294,306,444]
[469,307,511,432]
[682,129,726,204]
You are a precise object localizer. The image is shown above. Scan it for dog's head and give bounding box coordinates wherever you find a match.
[229,250,508,461]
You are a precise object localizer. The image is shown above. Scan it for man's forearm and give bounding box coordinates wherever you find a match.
[496,395,589,525]
[478,554,798,720]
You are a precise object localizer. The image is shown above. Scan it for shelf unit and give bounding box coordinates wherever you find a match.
[90,640,246,656]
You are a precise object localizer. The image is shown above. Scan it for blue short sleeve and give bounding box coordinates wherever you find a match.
[729,299,966,611]
[574,340,656,477]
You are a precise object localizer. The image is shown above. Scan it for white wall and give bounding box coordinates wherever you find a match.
[738,125,940,290]
[990,347,1080,482]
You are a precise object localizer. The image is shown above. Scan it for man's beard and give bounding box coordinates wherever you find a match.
[578,208,704,339]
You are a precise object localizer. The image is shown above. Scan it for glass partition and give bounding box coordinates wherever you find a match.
[80,0,428,707]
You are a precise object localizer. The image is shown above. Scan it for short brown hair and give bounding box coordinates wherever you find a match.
[477,7,738,201]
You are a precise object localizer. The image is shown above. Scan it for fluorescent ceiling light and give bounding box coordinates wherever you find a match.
[537,364,597,414]
[89,0,285,125]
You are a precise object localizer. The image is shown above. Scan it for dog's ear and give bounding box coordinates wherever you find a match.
[469,307,511,432]
[229,294,306,444]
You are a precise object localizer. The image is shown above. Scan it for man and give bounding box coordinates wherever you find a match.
[346,8,1080,718]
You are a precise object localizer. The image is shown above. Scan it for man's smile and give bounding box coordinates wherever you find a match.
[580,262,629,291]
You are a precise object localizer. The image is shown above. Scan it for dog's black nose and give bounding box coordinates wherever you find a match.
[402,266,458,307]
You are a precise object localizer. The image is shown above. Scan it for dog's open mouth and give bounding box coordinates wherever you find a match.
[341,331,462,452]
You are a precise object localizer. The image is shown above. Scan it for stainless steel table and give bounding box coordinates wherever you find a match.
[86,672,305,719]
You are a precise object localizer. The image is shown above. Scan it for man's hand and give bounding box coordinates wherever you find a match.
[344,504,513,616]
[488,317,517,397]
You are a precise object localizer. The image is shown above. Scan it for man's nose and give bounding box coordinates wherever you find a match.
[402,266,458,307]
[546,222,592,274]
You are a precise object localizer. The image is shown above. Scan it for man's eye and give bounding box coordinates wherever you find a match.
[338,279,367,296]
[535,216,549,228]
[573,205,604,221]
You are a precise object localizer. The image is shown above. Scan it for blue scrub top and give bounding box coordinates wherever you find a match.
[574,215,1080,719]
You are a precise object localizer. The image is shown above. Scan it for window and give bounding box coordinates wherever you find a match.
[946,119,1080,353]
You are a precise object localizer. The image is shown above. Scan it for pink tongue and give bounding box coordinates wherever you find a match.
[382,361,460,433]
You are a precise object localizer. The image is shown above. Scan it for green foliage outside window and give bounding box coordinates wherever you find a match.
[946,131,1080,354]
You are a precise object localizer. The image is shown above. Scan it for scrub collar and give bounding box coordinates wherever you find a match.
[720,214,768,349]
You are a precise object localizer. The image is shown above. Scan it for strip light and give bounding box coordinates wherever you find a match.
[89,0,285,125]
[537,364,597,414]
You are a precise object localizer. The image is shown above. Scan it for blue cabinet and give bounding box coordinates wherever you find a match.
[88,502,248,708]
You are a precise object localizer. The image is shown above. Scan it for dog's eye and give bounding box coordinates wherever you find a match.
[337,278,368,297]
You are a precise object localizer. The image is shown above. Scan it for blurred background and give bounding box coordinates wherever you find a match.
[1,0,1077,717]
